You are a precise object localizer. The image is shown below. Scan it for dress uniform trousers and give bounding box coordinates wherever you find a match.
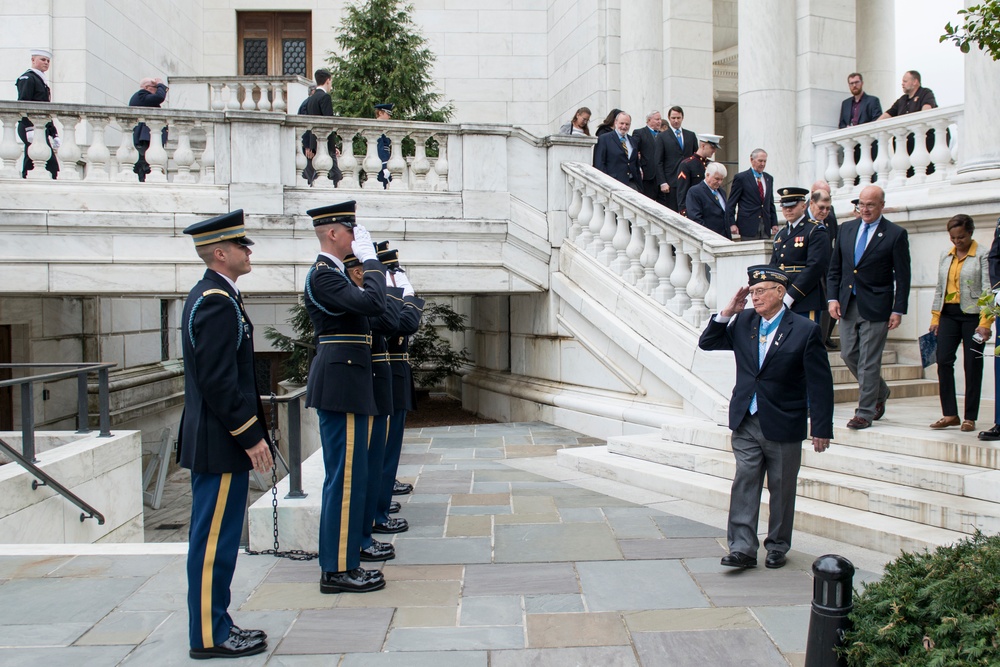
[362,414,391,546]
[376,410,408,524]
[187,470,249,649]
[318,410,372,573]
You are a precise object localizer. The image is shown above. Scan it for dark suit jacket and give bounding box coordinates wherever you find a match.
[699,309,834,441]
[826,216,911,321]
[129,83,168,145]
[631,126,664,185]
[726,169,777,239]
[593,131,640,188]
[838,93,882,128]
[657,128,697,196]
[686,182,731,239]
[178,270,270,473]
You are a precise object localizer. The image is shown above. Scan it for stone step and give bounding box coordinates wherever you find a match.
[831,363,923,384]
[828,349,897,367]
[606,435,1000,533]
[557,445,966,554]
[833,378,939,403]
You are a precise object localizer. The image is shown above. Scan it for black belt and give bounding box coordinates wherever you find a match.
[318,334,372,345]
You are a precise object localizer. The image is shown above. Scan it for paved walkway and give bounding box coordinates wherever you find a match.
[0,422,889,666]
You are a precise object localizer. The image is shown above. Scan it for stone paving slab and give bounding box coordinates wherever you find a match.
[494,523,622,562]
[490,646,639,667]
[632,628,787,667]
[525,611,629,648]
[577,560,711,611]
[277,608,394,654]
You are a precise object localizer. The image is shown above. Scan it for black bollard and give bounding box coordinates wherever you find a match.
[804,554,855,667]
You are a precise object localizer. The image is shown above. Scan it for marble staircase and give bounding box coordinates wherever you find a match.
[829,349,938,403]
[558,397,995,555]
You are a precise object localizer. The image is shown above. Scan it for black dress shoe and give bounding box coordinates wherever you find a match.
[388,500,401,514]
[360,540,395,562]
[189,627,267,659]
[720,552,757,569]
[979,425,1000,441]
[765,550,787,569]
[372,517,409,534]
[393,480,413,495]
[320,568,386,594]
[231,625,267,641]
[874,388,890,421]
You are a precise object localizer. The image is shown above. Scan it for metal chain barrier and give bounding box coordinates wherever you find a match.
[244,393,318,561]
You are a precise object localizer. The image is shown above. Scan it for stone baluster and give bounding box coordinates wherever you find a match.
[594,200,617,260]
[950,119,960,165]
[856,135,876,185]
[272,83,287,112]
[312,125,335,188]
[24,113,56,180]
[256,82,271,111]
[908,123,931,183]
[241,82,256,111]
[652,233,676,305]
[144,119,169,183]
[54,114,82,181]
[873,129,892,182]
[624,216,645,285]
[0,113,23,178]
[585,196,606,255]
[392,131,416,190]
[433,134,449,191]
[110,116,136,182]
[704,255,718,313]
[225,83,241,110]
[837,138,858,189]
[638,223,659,294]
[684,248,709,326]
[339,131,360,190]
[172,122,196,183]
[666,243,691,314]
[83,115,111,182]
[361,130,383,189]
[928,118,953,180]
[198,122,215,184]
[575,190,594,249]
[210,83,225,111]
[823,142,842,190]
[609,207,631,271]
[888,127,912,187]
[293,124,307,175]
[566,186,583,241]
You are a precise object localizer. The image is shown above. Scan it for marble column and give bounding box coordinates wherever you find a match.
[621,0,663,124]
[661,0,715,134]
[956,0,1000,179]
[856,0,895,110]
[738,0,797,187]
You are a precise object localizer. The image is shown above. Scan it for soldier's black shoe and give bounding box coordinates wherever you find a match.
[372,517,409,534]
[979,425,1000,441]
[189,627,267,659]
[388,501,401,514]
[360,540,395,562]
[320,568,386,593]
[231,625,267,641]
[720,552,757,569]
[392,480,413,495]
[765,551,787,569]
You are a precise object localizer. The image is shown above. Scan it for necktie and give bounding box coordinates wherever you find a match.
[756,176,765,200]
[675,129,683,148]
[620,136,628,155]
[854,223,870,266]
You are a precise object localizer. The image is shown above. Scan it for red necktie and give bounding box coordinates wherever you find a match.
[756,177,765,201]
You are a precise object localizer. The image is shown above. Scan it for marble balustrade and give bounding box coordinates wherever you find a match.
[166,75,311,114]
[561,161,768,330]
[813,105,963,194]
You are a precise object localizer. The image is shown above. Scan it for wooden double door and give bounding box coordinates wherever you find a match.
[237,12,312,78]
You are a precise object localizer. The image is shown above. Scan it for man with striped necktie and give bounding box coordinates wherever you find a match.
[592,111,640,189]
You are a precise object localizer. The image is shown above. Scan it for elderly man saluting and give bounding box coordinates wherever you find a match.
[699,266,833,570]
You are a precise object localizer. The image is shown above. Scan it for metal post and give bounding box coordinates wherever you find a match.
[76,371,90,433]
[97,367,112,437]
[285,395,306,499]
[20,383,36,462]
[805,554,855,667]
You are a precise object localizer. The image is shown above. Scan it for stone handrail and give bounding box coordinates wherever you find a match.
[813,105,962,195]
[167,75,313,114]
[561,161,769,329]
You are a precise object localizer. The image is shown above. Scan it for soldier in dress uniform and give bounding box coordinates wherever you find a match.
[675,133,722,216]
[375,103,394,188]
[375,251,425,532]
[769,186,831,323]
[179,210,271,660]
[304,201,388,593]
[16,48,59,179]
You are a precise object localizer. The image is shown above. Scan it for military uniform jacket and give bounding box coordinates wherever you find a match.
[371,287,404,416]
[15,69,57,137]
[675,154,708,215]
[178,270,269,473]
[304,254,386,414]
[770,217,831,313]
[388,293,425,412]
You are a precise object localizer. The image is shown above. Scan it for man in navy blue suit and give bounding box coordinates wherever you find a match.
[699,266,833,570]
[726,149,778,240]
[685,162,732,239]
[593,111,640,189]
[838,73,882,128]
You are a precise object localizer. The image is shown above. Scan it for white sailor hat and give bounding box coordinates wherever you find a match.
[30,48,52,59]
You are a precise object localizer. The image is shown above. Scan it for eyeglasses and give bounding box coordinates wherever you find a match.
[748,286,780,297]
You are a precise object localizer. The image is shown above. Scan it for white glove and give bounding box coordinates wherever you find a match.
[52,136,62,150]
[381,168,391,180]
[351,225,377,262]
[394,270,415,297]
[782,293,794,308]
[24,128,34,144]
[994,289,1000,308]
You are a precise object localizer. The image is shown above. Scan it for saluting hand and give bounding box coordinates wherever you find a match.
[246,439,273,474]
[720,286,750,318]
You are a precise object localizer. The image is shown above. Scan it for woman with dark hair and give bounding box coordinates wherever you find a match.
[559,107,592,136]
[594,108,623,137]
[928,214,992,431]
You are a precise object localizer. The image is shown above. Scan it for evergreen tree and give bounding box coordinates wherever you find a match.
[326,0,454,121]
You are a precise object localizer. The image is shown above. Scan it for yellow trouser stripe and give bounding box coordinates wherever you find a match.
[201,473,232,648]
[340,415,355,568]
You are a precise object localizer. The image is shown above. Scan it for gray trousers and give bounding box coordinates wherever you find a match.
[838,298,890,420]
[728,414,802,556]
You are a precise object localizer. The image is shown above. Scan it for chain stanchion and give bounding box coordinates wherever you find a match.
[244,393,318,561]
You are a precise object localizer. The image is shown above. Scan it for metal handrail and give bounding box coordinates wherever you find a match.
[0,436,105,524]
[260,386,307,499]
[0,362,117,462]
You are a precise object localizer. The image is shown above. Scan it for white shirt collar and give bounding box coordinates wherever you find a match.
[319,251,345,271]
[210,270,239,295]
